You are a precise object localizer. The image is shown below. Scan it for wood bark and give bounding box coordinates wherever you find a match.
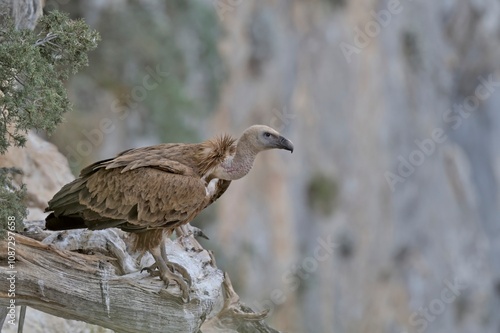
[0,221,280,333]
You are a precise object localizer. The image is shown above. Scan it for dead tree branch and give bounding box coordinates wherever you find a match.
[0,221,280,333]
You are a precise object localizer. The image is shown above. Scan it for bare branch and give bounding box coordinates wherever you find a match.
[0,222,281,333]
[34,33,58,47]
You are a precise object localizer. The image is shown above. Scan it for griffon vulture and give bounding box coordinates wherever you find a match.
[45,125,294,300]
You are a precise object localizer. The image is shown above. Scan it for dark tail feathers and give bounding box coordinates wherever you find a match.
[45,213,87,231]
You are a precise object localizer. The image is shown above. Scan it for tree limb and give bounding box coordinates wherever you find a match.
[0,221,281,333]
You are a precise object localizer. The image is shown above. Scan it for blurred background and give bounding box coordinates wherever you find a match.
[39,0,500,332]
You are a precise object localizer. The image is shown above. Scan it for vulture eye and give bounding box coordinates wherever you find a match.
[264,132,271,138]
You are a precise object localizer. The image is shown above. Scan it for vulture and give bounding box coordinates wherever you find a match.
[45,125,294,300]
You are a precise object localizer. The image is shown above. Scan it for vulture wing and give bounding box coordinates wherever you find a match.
[46,144,212,232]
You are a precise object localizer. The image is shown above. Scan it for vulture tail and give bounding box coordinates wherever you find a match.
[45,213,87,231]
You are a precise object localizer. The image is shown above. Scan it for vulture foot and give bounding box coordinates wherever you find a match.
[140,263,158,275]
[141,262,191,287]
[148,247,191,302]
[175,224,209,240]
[159,265,190,301]
[160,240,192,287]
[166,261,192,286]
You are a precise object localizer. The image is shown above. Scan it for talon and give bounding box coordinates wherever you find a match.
[141,263,158,274]
[166,261,192,287]
[175,224,209,240]
[150,245,191,302]
[160,270,190,302]
[192,227,209,240]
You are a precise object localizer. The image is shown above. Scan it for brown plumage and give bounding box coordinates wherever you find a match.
[45,125,294,300]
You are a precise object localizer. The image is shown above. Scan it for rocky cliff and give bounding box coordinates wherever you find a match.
[209,1,500,332]
[9,0,500,332]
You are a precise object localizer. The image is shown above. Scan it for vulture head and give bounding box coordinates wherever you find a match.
[243,125,294,153]
[213,125,293,181]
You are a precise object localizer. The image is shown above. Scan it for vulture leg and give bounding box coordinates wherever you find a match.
[148,245,190,301]
[175,225,189,237]
[141,261,189,286]
[160,240,192,286]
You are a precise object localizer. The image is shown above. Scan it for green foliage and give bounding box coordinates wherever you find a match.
[75,1,222,144]
[0,11,99,232]
[402,30,421,70]
[0,169,27,237]
[150,3,223,143]
[0,11,99,153]
[327,0,346,9]
[307,172,339,216]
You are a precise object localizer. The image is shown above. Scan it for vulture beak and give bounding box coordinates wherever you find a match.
[277,135,294,153]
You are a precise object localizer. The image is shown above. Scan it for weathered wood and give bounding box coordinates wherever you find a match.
[201,273,280,333]
[0,222,280,333]
[0,232,214,332]
[0,306,8,328]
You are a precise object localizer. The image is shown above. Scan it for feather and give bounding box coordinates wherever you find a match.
[45,136,235,250]
[45,125,293,254]
[195,134,236,176]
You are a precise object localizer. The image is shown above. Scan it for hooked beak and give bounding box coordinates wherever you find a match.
[277,135,294,153]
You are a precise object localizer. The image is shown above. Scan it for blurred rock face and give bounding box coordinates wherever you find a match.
[0,134,118,332]
[40,0,500,332]
[0,2,111,331]
[0,133,74,220]
[0,0,44,30]
[210,1,500,332]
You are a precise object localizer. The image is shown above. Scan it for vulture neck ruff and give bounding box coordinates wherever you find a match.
[216,133,258,180]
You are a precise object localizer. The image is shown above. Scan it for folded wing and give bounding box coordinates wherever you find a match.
[46,146,209,232]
